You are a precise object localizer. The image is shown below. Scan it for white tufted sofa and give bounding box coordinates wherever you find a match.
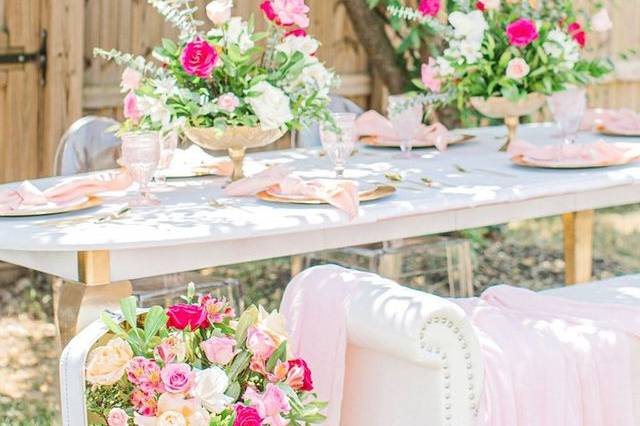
[60,275,640,426]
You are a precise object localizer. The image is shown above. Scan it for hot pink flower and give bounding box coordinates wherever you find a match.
[180,37,219,78]
[261,0,310,28]
[476,1,486,11]
[246,326,277,360]
[287,358,314,392]
[160,363,195,393]
[418,0,440,17]
[107,408,129,426]
[285,28,307,38]
[166,303,209,330]
[123,91,142,123]
[244,384,291,426]
[421,57,441,93]
[505,18,539,47]
[568,22,586,48]
[201,335,237,365]
[233,405,263,426]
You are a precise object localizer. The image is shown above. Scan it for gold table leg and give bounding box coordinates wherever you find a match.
[563,210,594,285]
[53,250,132,349]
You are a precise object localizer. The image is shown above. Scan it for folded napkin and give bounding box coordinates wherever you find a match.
[0,169,132,212]
[508,139,634,164]
[169,145,234,176]
[223,165,360,218]
[582,108,640,134]
[356,110,450,151]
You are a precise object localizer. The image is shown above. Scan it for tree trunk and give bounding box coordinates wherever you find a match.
[340,0,410,94]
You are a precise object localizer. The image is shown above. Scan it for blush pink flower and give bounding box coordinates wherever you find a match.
[421,57,441,92]
[160,363,195,394]
[261,0,310,28]
[217,93,240,113]
[123,91,143,123]
[121,68,142,92]
[107,408,129,426]
[154,336,186,364]
[505,18,539,47]
[234,404,263,426]
[418,0,440,17]
[131,389,158,417]
[199,295,235,324]
[201,335,237,365]
[505,57,530,80]
[180,37,219,78]
[244,384,291,426]
[127,357,165,394]
[246,326,277,360]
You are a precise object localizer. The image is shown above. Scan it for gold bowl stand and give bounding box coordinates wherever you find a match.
[184,126,285,181]
[470,93,547,151]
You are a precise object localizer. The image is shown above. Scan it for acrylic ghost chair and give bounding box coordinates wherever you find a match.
[52,116,244,313]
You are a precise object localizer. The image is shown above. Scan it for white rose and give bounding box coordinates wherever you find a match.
[276,35,319,57]
[296,57,334,97]
[137,96,171,127]
[206,0,233,25]
[591,9,613,33]
[249,81,293,130]
[193,367,233,414]
[449,10,487,42]
[257,306,289,345]
[224,17,254,53]
[506,58,530,80]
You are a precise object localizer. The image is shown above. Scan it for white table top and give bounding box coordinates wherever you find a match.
[2,123,640,282]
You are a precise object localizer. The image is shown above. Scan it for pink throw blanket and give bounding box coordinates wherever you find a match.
[282,267,640,426]
[356,110,450,151]
[223,165,360,218]
[508,139,636,164]
[582,108,640,135]
[0,170,132,212]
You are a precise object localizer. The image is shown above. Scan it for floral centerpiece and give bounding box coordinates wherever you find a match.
[96,0,337,180]
[85,285,326,426]
[389,0,613,149]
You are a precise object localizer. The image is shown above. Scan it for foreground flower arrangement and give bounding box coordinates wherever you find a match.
[391,0,612,107]
[95,0,337,136]
[85,285,325,425]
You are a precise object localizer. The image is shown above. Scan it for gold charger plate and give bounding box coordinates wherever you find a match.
[256,185,396,205]
[0,195,104,217]
[359,134,475,149]
[596,124,640,138]
[511,154,640,169]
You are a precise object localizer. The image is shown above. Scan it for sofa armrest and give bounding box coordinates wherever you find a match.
[346,281,483,425]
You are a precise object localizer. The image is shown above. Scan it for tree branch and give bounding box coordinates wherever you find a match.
[340,0,411,94]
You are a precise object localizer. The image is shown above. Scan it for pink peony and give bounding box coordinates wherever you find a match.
[121,68,142,91]
[107,408,129,426]
[505,18,539,47]
[568,22,586,48]
[199,295,235,324]
[287,359,314,391]
[246,326,277,360]
[201,335,237,365]
[180,37,219,78]
[233,405,263,426]
[123,91,142,123]
[160,363,195,393]
[166,303,209,330]
[244,384,291,426]
[418,0,440,17]
[421,57,441,92]
[217,93,240,113]
[261,0,310,28]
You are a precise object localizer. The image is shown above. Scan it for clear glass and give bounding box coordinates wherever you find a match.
[320,113,356,178]
[154,130,179,187]
[388,95,424,158]
[121,131,161,207]
[548,88,587,145]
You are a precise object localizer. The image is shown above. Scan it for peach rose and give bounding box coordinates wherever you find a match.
[86,337,133,385]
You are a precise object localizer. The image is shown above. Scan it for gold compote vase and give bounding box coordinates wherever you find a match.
[470,93,547,151]
[184,126,285,181]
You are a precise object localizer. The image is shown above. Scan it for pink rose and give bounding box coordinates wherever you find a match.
[421,57,441,92]
[201,335,237,365]
[233,405,263,426]
[160,363,195,393]
[261,0,310,28]
[121,68,142,91]
[505,18,538,47]
[244,384,291,426]
[505,57,530,80]
[180,37,219,78]
[107,408,129,426]
[217,93,240,113]
[246,326,277,360]
[123,91,142,123]
[166,303,209,330]
[568,22,586,48]
[418,0,440,17]
[287,359,314,391]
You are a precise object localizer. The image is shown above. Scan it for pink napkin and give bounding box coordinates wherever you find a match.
[223,165,360,218]
[0,169,132,212]
[356,110,450,151]
[508,139,634,164]
[582,108,640,134]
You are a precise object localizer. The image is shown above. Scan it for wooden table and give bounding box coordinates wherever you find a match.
[1,123,638,345]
